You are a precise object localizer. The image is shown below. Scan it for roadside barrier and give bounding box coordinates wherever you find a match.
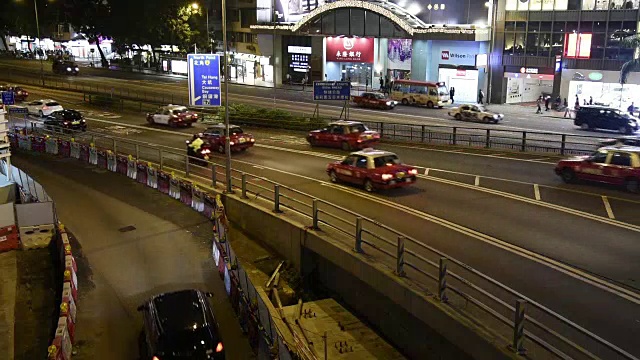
[135,161,147,185]
[47,225,80,360]
[9,128,636,360]
[88,144,98,165]
[69,140,80,159]
[0,210,19,253]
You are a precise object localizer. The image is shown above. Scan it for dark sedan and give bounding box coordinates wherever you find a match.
[44,110,87,132]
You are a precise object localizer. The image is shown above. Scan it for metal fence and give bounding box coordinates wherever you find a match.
[8,120,637,360]
[1,71,608,156]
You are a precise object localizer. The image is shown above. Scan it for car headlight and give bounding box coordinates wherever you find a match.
[66,67,71,71]
[75,67,79,71]
[230,141,235,146]
[381,174,393,181]
[386,101,391,106]
[493,114,498,119]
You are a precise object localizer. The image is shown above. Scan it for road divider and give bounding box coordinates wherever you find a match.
[8,124,639,360]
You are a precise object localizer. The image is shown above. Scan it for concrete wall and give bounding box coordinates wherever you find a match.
[222,193,517,360]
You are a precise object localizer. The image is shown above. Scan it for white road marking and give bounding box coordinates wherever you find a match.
[602,196,615,219]
[534,184,541,201]
[474,176,480,186]
[253,165,265,169]
[424,168,429,176]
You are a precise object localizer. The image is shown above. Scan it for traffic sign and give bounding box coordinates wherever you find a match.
[7,106,28,114]
[187,54,221,107]
[1,91,15,105]
[313,81,351,101]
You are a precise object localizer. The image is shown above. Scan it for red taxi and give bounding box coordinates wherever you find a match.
[201,123,255,153]
[147,105,198,127]
[307,121,380,151]
[327,149,418,192]
[555,146,640,192]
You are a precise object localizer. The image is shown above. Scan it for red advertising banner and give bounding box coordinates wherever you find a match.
[326,37,374,63]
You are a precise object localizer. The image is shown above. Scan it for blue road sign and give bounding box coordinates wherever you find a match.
[7,106,28,114]
[1,91,15,105]
[313,81,351,101]
[187,54,221,107]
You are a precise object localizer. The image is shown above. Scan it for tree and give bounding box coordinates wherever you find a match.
[0,0,61,52]
[619,36,640,85]
[60,0,113,66]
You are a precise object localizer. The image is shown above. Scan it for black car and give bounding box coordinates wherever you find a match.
[52,60,79,75]
[138,289,225,360]
[44,110,87,131]
[599,135,640,148]
[574,106,639,134]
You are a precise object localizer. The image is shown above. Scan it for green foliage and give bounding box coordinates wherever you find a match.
[214,104,329,131]
[619,35,640,84]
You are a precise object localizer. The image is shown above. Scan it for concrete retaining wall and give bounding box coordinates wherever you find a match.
[223,194,516,360]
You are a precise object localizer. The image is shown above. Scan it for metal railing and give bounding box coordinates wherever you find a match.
[10,120,637,360]
[1,70,610,156]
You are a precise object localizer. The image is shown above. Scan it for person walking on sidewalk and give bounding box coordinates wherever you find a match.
[478,89,484,104]
[450,87,455,104]
[628,102,635,115]
[544,96,550,111]
[589,96,593,105]
[536,96,543,114]
[564,98,572,118]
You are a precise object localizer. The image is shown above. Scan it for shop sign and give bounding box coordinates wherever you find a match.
[456,69,466,76]
[289,53,310,73]
[326,37,374,63]
[520,67,538,74]
[313,81,351,101]
[288,45,311,54]
[588,72,603,81]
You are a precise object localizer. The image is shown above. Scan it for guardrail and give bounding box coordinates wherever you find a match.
[8,121,637,360]
[1,71,608,156]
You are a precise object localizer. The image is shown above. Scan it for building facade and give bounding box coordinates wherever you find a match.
[490,0,640,106]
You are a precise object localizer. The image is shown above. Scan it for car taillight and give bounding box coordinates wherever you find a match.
[216,342,224,352]
[230,141,235,146]
[152,356,160,360]
[408,169,418,175]
[42,106,48,110]
[201,149,210,154]
[250,138,255,142]
[381,174,393,181]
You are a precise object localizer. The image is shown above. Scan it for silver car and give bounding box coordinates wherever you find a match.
[25,99,64,117]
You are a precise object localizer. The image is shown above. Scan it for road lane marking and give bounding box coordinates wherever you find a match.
[192,155,640,305]
[534,184,541,201]
[382,143,558,164]
[253,165,265,169]
[602,196,615,219]
[424,168,429,176]
[80,117,640,228]
[474,176,480,186]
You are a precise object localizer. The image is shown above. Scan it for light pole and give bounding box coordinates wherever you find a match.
[19,0,45,85]
[221,0,232,192]
[192,2,211,53]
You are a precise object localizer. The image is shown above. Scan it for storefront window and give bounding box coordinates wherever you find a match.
[551,33,565,55]
[539,33,552,56]
[505,22,516,31]
[567,0,581,9]
[540,22,553,32]
[593,21,607,32]
[580,22,593,33]
[567,22,579,33]
[591,33,605,58]
[504,33,516,54]
[604,48,619,59]
[515,22,527,31]
[621,21,637,36]
[527,33,539,55]
[552,21,565,32]
[529,22,540,32]
[620,48,635,60]
[515,33,526,55]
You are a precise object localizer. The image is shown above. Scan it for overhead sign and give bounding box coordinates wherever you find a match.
[1,91,14,105]
[288,46,312,54]
[325,37,374,63]
[520,67,538,74]
[7,106,28,114]
[187,54,221,107]
[313,81,351,101]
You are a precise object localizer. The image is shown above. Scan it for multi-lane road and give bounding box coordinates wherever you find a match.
[3,65,640,359]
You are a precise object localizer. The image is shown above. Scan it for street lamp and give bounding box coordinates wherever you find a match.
[192,2,211,53]
[16,0,45,85]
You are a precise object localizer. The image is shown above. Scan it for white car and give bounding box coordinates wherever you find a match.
[146,105,198,127]
[448,104,503,124]
[25,99,64,117]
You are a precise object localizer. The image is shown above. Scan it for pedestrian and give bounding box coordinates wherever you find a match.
[286,73,291,85]
[536,96,543,114]
[380,76,385,91]
[450,87,455,104]
[302,73,308,91]
[544,96,550,111]
[564,98,572,118]
[628,102,635,115]
[478,89,484,104]
[589,96,593,105]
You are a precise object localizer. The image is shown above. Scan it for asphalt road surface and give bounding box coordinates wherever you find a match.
[12,153,255,360]
[5,69,640,359]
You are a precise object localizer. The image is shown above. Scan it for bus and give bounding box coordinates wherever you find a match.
[389,80,451,108]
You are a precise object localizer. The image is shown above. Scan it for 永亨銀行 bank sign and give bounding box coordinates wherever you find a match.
[187,54,221,107]
[326,37,374,63]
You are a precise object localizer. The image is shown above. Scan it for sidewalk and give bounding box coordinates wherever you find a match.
[0,251,17,360]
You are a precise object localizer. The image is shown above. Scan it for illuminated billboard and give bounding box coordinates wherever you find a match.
[256,0,489,26]
[565,33,592,59]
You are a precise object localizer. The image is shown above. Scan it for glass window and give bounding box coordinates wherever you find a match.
[593,21,607,32]
[342,155,357,166]
[551,33,565,55]
[566,22,578,33]
[355,156,368,168]
[568,0,582,10]
[539,33,552,57]
[619,48,635,61]
[605,48,619,59]
[608,21,623,31]
[591,151,608,163]
[610,152,632,166]
[504,33,516,54]
[552,22,565,33]
[515,22,526,31]
[528,22,540,32]
[591,33,605,59]
[622,21,637,36]
[579,22,593,33]
[515,33,526,55]
[540,22,552,32]
[331,126,345,134]
[526,33,539,56]
[373,155,400,168]
[505,22,516,31]
[348,124,367,133]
